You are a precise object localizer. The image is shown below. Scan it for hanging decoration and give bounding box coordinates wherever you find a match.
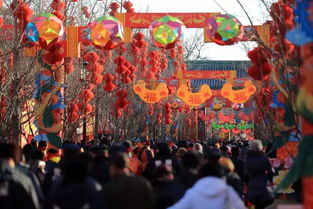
[212,121,254,131]
[206,14,243,45]
[164,103,172,124]
[26,13,64,46]
[89,15,123,49]
[34,66,64,148]
[177,84,212,107]
[221,80,256,104]
[133,80,169,104]
[218,111,235,123]
[115,89,129,118]
[149,15,185,49]
[198,111,215,123]
[247,47,273,81]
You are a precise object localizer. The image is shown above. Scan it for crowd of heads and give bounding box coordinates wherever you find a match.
[0,136,278,209]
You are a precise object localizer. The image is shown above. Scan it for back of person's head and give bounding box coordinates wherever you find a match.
[198,162,224,178]
[30,149,44,161]
[249,139,263,152]
[22,144,34,162]
[0,143,19,162]
[31,140,38,148]
[155,142,171,157]
[194,143,203,154]
[122,140,132,152]
[62,152,92,182]
[176,147,187,159]
[231,146,240,157]
[109,152,129,169]
[219,157,235,173]
[104,176,155,209]
[177,140,189,149]
[182,151,201,169]
[109,144,127,156]
[38,140,47,150]
[204,148,221,164]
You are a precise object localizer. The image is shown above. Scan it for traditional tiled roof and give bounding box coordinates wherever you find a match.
[186,60,251,90]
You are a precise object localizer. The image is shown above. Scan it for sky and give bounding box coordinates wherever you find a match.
[130,0,273,60]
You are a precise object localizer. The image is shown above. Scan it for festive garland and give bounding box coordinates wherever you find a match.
[212,121,254,131]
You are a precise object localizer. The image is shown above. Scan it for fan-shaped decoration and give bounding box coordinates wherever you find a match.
[206,14,243,45]
[133,80,169,104]
[149,15,185,49]
[221,80,256,103]
[177,84,212,107]
[89,16,123,49]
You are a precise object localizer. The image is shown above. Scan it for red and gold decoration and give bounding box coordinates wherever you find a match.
[177,84,213,107]
[221,80,256,104]
[133,80,169,104]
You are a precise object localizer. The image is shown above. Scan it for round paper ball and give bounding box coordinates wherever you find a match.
[149,15,185,49]
[26,13,64,46]
[89,16,123,50]
[206,14,243,45]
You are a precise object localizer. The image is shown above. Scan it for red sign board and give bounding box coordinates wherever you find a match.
[183,70,236,80]
[125,13,218,28]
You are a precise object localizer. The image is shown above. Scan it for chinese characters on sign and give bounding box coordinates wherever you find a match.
[177,84,213,107]
[221,80,256,103]
[133,80,169,104]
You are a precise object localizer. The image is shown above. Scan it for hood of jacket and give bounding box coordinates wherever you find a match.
[192,176,227,197]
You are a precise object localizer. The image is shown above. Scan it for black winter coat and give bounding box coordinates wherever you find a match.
[245,150,274,206]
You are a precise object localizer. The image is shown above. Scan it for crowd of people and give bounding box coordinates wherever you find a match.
[0,137,284,209]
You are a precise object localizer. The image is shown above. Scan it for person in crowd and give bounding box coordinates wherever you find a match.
[231,146,244,180]
[18,144,45,206]
[194,143,203,155]
[137,140,154,170]
[245,140,274,209]
[103,175,155,209]
[47,152,103,209]
[175,147,188,161]
[128,146,143,175]
[167,162,246,209]
[45,148,61,174]
[90,145,110,185]
[38,141,48,154]
[179,151,201,190]
[152,165,185,209]
[143,142,181,180]
[0,143,40,209]
[220,145,231,157]
[29,149,46,185]
[108,152,131,178]
[42,143,81,197]
[219,156,244,198]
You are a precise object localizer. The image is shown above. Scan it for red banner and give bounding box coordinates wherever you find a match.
[125,13,219,28]
[183,70,236,80]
